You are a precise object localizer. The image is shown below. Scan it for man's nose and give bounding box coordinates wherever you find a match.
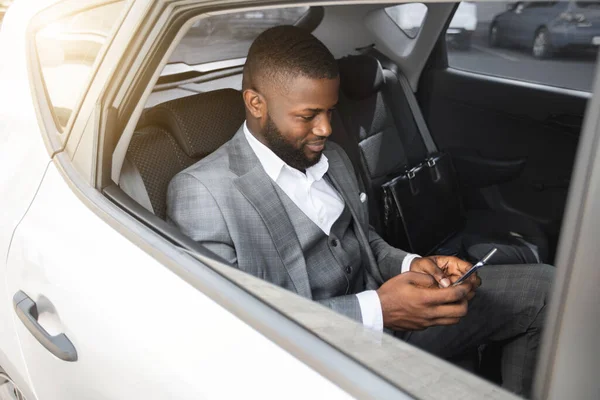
[312,114,333,138]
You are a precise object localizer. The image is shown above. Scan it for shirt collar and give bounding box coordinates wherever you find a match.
[243,121,330,182]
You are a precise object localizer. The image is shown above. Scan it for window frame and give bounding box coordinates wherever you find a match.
[27,0,127,154]
[384,2,429,39]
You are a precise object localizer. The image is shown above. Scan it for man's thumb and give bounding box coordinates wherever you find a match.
[427,259,451,288]
[406,272,437,288]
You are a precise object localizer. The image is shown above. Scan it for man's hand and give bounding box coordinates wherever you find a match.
[376,272,473,331]
[410,256,481,299]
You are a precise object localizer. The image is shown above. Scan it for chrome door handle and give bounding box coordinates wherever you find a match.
[13,291,78,362]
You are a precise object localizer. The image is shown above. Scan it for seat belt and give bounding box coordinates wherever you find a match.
[395,72,437,154]
[361,47,438,154]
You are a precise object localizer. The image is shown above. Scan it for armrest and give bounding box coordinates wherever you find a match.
[449,149,526,188]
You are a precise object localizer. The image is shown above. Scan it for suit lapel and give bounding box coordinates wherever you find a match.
[324,147,384,285]
[230,129,312,299]
[323,147,366,230]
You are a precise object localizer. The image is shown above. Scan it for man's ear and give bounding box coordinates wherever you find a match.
[243,89,266,119]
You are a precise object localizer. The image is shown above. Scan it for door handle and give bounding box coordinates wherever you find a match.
[13,291,78,362]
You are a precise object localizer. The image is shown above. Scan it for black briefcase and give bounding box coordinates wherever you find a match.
[381,153,464,255]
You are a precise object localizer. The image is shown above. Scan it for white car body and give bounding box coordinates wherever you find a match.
[0,1,354,399]
[1,0,599,399]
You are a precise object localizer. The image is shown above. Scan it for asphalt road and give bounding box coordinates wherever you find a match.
[448,32,599,92]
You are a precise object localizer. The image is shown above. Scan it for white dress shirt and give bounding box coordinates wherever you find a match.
[243,122,419,331]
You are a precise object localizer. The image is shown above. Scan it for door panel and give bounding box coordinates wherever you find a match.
[508,5,526,43]
[0,114,53,400]
[518,4,543,45]
[420,68,587,252]
[6,162,352,400]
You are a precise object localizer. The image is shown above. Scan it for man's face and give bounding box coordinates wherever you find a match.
[259,75,339,171]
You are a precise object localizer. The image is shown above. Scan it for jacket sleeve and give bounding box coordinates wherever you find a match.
[368,227,410,281]
[167,172,238,266]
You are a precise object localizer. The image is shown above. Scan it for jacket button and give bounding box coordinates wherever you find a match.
[345,266,352,274]
[331,239,339,247]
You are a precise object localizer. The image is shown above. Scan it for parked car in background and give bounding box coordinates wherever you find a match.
[446,1,478,49]
[489,1,600,58]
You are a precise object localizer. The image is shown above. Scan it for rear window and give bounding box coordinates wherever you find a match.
[384,3,428,38]
[168,7,310,67]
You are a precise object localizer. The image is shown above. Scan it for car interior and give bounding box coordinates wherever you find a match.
[106,2,587,270]
[87,0,592,387]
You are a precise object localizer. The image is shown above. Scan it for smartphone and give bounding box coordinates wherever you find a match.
[452,248,498,287]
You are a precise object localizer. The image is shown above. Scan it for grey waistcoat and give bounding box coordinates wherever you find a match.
[275,184,365,300]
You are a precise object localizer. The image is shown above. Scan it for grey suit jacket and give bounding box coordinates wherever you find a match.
[167,127,409,322]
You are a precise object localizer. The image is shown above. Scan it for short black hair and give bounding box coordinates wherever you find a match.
[242,25,339,94]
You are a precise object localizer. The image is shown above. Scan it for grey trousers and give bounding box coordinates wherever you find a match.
[396,264,554,398]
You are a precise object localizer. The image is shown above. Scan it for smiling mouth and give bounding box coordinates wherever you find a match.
[306,140,326,153]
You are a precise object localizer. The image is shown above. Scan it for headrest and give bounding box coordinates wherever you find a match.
[144,89,245,158]
[337,55,384,100]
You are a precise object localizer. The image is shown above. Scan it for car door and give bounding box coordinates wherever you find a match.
[3,1,356,399]
[502,2,528,43]
[421,1,595,259]
[514,2,538,44]
[6,158,356,400]
[516,1,558,46]
[0,0,59,396]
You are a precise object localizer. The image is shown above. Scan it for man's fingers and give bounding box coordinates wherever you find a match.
[427,300,469,320]
[404,271,437,288]
[455,258,474,274]
[437,256,473,278]
[468,273,481,289]
[420,284,471,306]
[430,317,462,326]
[418,258,451,288]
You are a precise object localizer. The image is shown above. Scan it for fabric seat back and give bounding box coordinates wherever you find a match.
[121,88,245,219]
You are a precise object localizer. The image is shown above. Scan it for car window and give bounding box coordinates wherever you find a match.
[35,1,126,131]
[576,1,600,8]
[384,3,428,38]
[524,1,558,8]
[445,1,599,92]
[168,7,309,67]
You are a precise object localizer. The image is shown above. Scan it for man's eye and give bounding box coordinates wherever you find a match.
[300,115,315,121]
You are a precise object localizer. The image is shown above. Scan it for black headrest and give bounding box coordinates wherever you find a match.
[144,89,245,158]
[338,55,384,100]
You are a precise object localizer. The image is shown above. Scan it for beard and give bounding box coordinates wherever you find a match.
[261,114,322,171]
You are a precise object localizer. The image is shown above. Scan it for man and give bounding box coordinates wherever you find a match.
[167,25,553,397]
